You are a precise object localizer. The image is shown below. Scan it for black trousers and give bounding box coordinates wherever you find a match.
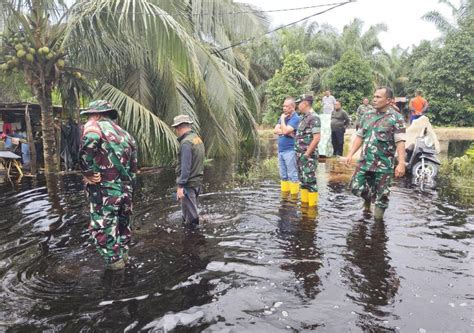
[331,128,345,156]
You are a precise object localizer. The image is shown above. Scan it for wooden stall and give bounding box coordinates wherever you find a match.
[0,102,63,175]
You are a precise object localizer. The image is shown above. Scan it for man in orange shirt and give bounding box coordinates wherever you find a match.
[409,90,429,123]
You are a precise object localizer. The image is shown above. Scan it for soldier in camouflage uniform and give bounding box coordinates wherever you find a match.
[79,100,138,270]
[295,94,321,206]
[346,87,406,221]
[355,97,374,130]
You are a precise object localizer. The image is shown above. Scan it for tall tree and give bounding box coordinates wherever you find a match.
[264,52,310,124]
[1,0,268,168]
[326,50,373,113]
[422,0,474,35]
[0,0,74,173]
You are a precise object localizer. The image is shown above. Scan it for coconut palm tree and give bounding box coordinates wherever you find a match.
[1,0,268,168]
[0,0,75,173]
[299,19,392,92]
[422,0,474,35]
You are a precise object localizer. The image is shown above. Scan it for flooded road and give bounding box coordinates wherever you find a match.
[0,159,472,332]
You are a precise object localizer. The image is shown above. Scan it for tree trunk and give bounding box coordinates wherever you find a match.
[37,87,59,174]
[24,104,37,175]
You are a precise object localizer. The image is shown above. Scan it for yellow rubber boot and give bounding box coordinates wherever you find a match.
[301,189,309,205]
[306,206,318,219]
[308,192,319,207]
[280,180,290,192]
[290,182,299,196]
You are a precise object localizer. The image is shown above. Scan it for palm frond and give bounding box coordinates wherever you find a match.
[422,10,455,33]
[98,83,179,165]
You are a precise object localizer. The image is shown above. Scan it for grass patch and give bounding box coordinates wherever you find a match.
[439,144,474,206]
[234,157,279,184]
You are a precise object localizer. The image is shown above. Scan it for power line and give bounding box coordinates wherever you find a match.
[1,1,351,17]
[212,1,354,54]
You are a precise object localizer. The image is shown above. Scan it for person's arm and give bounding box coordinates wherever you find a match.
[304,116,320,157]
[176,143,192,199]
[422,99,429,113]
[130,137,138,182]
[409,98,414,112]
[345,136,363,165]
[274,123,282,135]
[394,114,407,177]
[305,133,320,157]
[343,111,350,128]
[280,114,295,136]
[395,141,406,177]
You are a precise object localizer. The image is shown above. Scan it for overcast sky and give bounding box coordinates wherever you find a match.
[238,0,456,51]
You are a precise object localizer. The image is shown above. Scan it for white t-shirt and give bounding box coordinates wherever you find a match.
[322,95,336,114]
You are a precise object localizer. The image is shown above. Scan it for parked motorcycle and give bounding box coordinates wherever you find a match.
[405,132,440,191]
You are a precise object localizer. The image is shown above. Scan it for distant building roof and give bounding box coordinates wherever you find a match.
[0,102,62,113]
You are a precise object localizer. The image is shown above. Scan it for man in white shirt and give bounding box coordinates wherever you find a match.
[322,90,336,114]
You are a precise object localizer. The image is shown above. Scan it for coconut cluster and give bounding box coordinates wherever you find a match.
[0,31,82,80]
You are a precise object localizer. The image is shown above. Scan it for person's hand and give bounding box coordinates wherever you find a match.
[177,187,185,200]
[280,113,286,121]
[84,173,101,184]
[345,154,353,166]
[395,162,406,178]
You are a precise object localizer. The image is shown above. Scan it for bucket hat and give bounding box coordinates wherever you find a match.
[171,114,194,127]
[80,100,117,116]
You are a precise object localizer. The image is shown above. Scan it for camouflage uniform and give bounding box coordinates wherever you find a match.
[79,116,138,264]
[356,104,374,129]
[295,110,321,192]
[350,106,406,209]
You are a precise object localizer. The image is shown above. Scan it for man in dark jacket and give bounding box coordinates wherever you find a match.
[331,100,350,156]
[172,115,205,226]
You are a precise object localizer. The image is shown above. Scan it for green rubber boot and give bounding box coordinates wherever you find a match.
[106,259,125,271]
[374,206,385,221]
[363,200,371,213]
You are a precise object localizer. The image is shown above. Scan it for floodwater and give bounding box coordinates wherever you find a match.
[0,158,472,332]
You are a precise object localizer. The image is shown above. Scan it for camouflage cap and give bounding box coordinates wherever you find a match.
[296,94,314,105]
[80,100,117,115]
[171,114,193,127]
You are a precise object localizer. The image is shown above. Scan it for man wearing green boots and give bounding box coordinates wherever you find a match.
[346,86,406,221]
[295,94,321,207]
[274,97,300,196]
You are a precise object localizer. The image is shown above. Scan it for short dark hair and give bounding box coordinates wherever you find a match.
[376,86,394,99]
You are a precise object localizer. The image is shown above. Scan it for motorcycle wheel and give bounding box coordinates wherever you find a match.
[412,160,438,190]
[412,160,438,178]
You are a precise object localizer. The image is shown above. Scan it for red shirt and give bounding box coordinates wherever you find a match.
[2,122,12,135]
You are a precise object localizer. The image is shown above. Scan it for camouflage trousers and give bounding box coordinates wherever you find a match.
[350,167,393,209]
[87,184,133,264]
[296,151,318,192]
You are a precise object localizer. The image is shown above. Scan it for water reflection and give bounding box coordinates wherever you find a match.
[277,198,322,300]
[0,157,472,332]
[344,220,400,331]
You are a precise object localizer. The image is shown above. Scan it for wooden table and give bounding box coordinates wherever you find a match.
[0,151,23,178]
